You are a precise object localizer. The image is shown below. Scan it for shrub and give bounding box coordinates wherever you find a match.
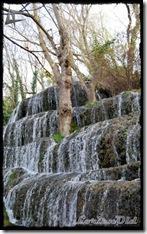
[85,101,98,108]
[3,97,14,126]
[70,121,80,133]
[52,133,64,143]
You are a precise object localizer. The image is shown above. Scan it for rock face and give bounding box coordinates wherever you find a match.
[3,84,141,228]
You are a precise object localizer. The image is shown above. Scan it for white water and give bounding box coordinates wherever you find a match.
[97,92,108,120]
[4,114,140,174]
[67,121,109,173]
[43,140,57,173]
[4,142,41,172]
[7,102,22,125]
[27,94,43,116]
[131,91,140,112]
[126,123,140,164]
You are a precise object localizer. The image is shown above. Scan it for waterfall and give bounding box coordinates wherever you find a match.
[3,88,141,227]
[117,94,122,117]
[42,140,57,173]
[4,114,140,174]
[4,142,41,172]
[27,94,43,116]
[66,120,109,172]
[49,111,58,136]
[131,92,140,112]
[7,102,22,124]
[4,171,86,227]
[96,92,108,120]
[126,123,140,164]
[32,112,49,140]
[100,184,111,217]
[22,180,39,226]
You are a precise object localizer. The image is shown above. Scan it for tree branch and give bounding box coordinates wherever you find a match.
[3,7,59,55]
[42,4,58,29]
[4,34,50,74]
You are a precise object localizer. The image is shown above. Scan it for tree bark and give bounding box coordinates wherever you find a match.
[86,81,96,102]
[126,4,140,89]
[52,4,73,136]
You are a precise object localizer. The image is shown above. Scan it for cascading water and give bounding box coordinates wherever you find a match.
[7,102,22,125]
[96,92,108,120]
[27,94,44,116]
[131,91,140,112]
[4,142,42,172]
[3,89,141,227]
[117,94,122,117]
[42,140,57,173]
[126,123,140,164]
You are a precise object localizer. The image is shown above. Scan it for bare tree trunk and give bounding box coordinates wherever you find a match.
[126,4,140,89]
[33,4,59,84]
[58,76,72,136]
[53,4,73,136]
[86,82,96,102]
[13,58,26,100]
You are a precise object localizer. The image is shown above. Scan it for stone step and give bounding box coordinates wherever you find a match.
[73,161,140,182]
[7,83,140,124]
[4,114,140,173]
[4,167,140,227]
[4,91,140,147]
[3,161,140,190]
[8,82,110,124]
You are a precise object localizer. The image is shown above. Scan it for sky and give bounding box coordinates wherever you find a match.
[4,3,129,35]
[91,4,129,34]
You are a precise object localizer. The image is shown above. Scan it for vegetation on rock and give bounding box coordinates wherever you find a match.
[52,132,64,143]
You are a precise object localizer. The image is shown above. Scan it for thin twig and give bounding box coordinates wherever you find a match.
[4,34,50,74]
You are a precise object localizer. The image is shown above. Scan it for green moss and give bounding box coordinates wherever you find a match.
[8,171,17,186]
[85,101,98,108]
[123,91,131,97]
[4,207,14,227]
[70,121,80,133]
[52,133,64,143]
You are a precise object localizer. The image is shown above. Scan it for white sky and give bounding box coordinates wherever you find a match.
[91,4,129,33]
[4,3,129,35]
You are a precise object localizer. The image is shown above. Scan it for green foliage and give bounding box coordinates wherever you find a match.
[91,32,115,58]
[122,91,131,97]
[70,121,80,133]
[13,79,19,105]
[44,70,52,79]
[52,133,64,143]
[39,69,54,86]
[8,171,17,186]
[3,97,14,126]
[85,101,98,108]
[13,58,26,100]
